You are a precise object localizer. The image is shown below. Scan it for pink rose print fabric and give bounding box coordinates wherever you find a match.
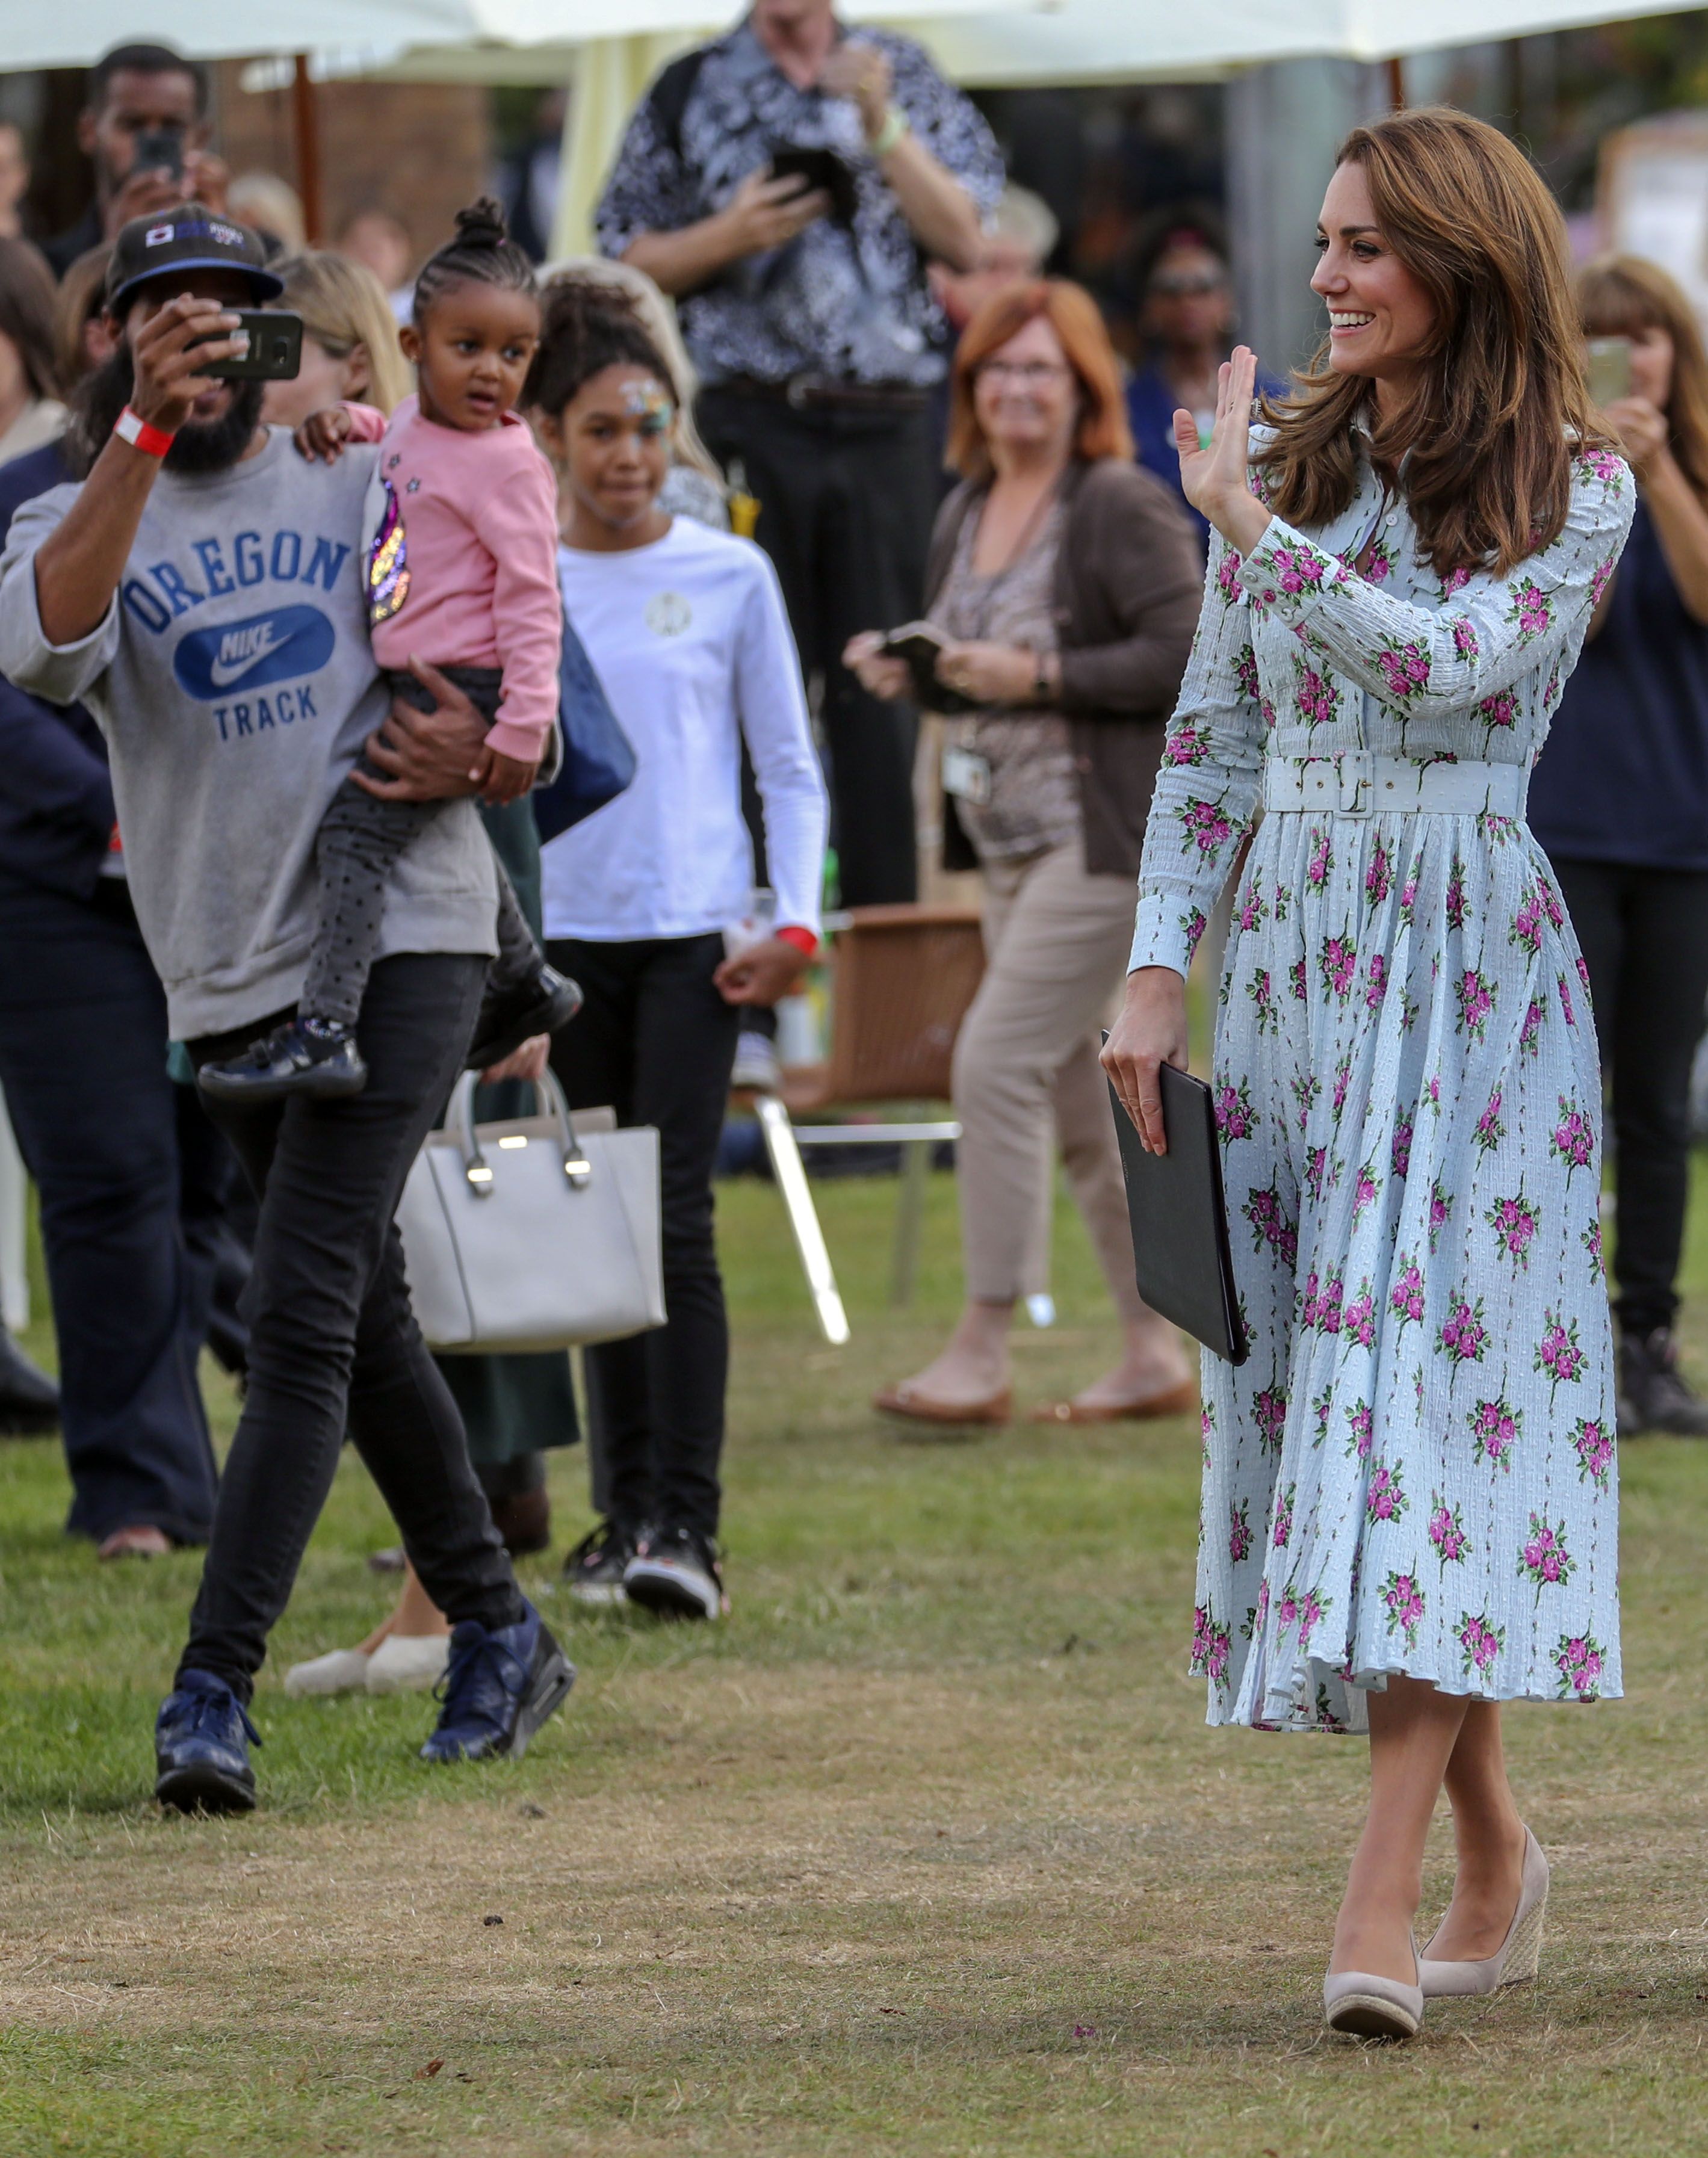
[1133,430,1630,1731]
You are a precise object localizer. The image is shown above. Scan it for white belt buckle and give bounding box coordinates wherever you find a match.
[1339,749,1373,817]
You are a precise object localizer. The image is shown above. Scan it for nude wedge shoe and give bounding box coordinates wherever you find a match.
[1322,1932,1424,2040]
[1419,1826,1549,1998]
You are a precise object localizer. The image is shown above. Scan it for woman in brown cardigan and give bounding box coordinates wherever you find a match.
[846,278,1202,1423]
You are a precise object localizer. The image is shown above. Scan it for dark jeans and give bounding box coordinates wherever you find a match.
[0,876,224,1544]
[546,933,740,1541]
[300,667,539,1027]
[1550,856,1708,1336]
[698,387,932,907]
[181,952,522,1700]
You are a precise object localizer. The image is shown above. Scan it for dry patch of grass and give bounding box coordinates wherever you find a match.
[3,1171,1708,2154]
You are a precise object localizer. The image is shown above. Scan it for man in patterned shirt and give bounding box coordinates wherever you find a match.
[596,0,1003,904]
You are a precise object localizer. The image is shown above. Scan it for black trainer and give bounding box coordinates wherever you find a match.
[563,1519,635,1607]
[1620,1326,1708,1436]
[155,1668,260,1813]
[0,1328,58,1436]
[419,1600,574,1764]
[197,1016,367,1103]
[466,963,582,1071]
[623,1525,726,1621]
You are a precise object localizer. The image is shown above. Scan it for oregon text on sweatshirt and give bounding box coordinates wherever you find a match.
[0,427,498,1037]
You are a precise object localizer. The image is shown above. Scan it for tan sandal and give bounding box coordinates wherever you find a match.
[873,1384,1012,1427]
[1029,1380,1198,1425]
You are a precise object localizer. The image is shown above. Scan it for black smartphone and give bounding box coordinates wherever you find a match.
[769,146,859,227]
[132,125,185,182]
[193,310,304,382]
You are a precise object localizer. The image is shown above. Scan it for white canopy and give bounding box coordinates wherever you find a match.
[4,0,1706,77]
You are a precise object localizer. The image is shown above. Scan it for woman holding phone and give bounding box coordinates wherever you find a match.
[1529,256,1708,1438]
[1103,108,1632,2038]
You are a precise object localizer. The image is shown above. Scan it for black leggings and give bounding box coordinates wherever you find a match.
[179,951,522,1699]
[546,933,740,1540]
[1551,857,1708,1337]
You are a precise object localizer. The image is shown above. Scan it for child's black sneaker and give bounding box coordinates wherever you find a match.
[623,1525,726,1621]
[563,1518,634,1606]
[466,963,582,1071]
[197,1017,367,1103]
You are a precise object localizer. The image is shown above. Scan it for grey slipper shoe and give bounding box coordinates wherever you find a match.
[1323,1934,1423,2039]
[1419,1826,1549,1997]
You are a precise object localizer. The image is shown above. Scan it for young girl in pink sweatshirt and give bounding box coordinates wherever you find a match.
[200,200,578,1102]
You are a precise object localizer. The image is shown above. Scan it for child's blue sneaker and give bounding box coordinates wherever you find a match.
[155,1668,261,1813]
[419,1601,574,1764]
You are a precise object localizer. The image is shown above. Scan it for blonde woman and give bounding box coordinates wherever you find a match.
[261,250,412,428]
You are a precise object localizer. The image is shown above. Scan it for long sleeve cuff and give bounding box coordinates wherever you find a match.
[1128,890,1204,979]
[1235,515,1342,629]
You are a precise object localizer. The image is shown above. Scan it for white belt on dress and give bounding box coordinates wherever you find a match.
[1262,752,1527,820]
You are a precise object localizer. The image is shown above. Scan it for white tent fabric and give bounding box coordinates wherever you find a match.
[5,0,1706,78]
[0,0,1021,73]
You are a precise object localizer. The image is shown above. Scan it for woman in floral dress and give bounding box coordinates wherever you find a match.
[1103,108,1632,2039]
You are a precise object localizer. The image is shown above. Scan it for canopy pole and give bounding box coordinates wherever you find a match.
[1385,56,1406,111]
[291,54,324,244]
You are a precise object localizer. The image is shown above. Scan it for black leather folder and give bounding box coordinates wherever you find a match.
[1106,1060,1249,1364]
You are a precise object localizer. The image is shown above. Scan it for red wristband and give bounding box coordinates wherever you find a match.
[114,405,176,458]
[776,924,818,959]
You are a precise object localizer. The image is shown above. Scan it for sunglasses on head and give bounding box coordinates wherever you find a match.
[1150,272,1226,298]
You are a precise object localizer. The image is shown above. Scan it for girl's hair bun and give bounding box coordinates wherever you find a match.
[453,196,510,250]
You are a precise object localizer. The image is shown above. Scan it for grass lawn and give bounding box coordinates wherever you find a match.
[3,1157,1708,2157]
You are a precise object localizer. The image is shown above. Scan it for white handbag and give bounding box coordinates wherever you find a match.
[397,1070,665,1353]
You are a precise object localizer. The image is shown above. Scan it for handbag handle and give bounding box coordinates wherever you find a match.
[447,1068,592,1199]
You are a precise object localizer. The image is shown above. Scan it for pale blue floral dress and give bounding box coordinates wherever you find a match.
[1131,434,1634,1732]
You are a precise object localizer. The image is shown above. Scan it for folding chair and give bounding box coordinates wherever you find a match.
[753,904,986,1344]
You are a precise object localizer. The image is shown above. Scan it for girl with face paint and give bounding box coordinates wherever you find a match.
[525,278,829,1622]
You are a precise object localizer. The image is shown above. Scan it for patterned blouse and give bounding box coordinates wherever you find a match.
[1132,433,1635,976]
[930,498,1081,863]
[595,23,1003,390]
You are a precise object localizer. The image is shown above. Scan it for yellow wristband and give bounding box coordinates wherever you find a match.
[869,106,909,159]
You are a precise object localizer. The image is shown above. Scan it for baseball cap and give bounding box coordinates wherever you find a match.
[105,206,285,314]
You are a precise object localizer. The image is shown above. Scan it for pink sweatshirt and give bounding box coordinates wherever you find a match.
[348,395,561,764]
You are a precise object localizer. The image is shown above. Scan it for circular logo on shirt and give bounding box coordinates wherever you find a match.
[646,590,693,638]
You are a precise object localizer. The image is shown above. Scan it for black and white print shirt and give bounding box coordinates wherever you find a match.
[595,21,1004,390]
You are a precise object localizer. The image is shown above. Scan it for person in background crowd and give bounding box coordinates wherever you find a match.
[0,207,572,1806]
[0,239,63,468]
[0,227,242,1549]
[227,173,307,259]
[542,257,730,531]
[0,121,29,243]
[52,244,114,389]
[40,43,227,279]
[1530,254,1708,1438]
[847,280,1200,1425]
[336,206,416,326]
[924,185,1060,476]
[596,0,1002,907]
[1106,108,1629,2041]
[499,90,567,264]
[529,278,827,1621]
[1125,221,1283,552]
[928,184,1060,342]
[261,250,413,428]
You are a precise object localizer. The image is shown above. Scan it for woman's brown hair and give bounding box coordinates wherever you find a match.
[946,279,1133,480]
[1577,252,1708,505]
[1257,107,1609,580]
[0,237,61,405]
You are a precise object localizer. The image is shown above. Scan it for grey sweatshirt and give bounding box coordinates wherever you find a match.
[0,427,497,1037]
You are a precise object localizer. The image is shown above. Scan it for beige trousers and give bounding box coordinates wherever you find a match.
[951,842,1148,1319]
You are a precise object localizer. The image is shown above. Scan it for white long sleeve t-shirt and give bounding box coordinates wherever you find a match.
[542,517,827,943]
